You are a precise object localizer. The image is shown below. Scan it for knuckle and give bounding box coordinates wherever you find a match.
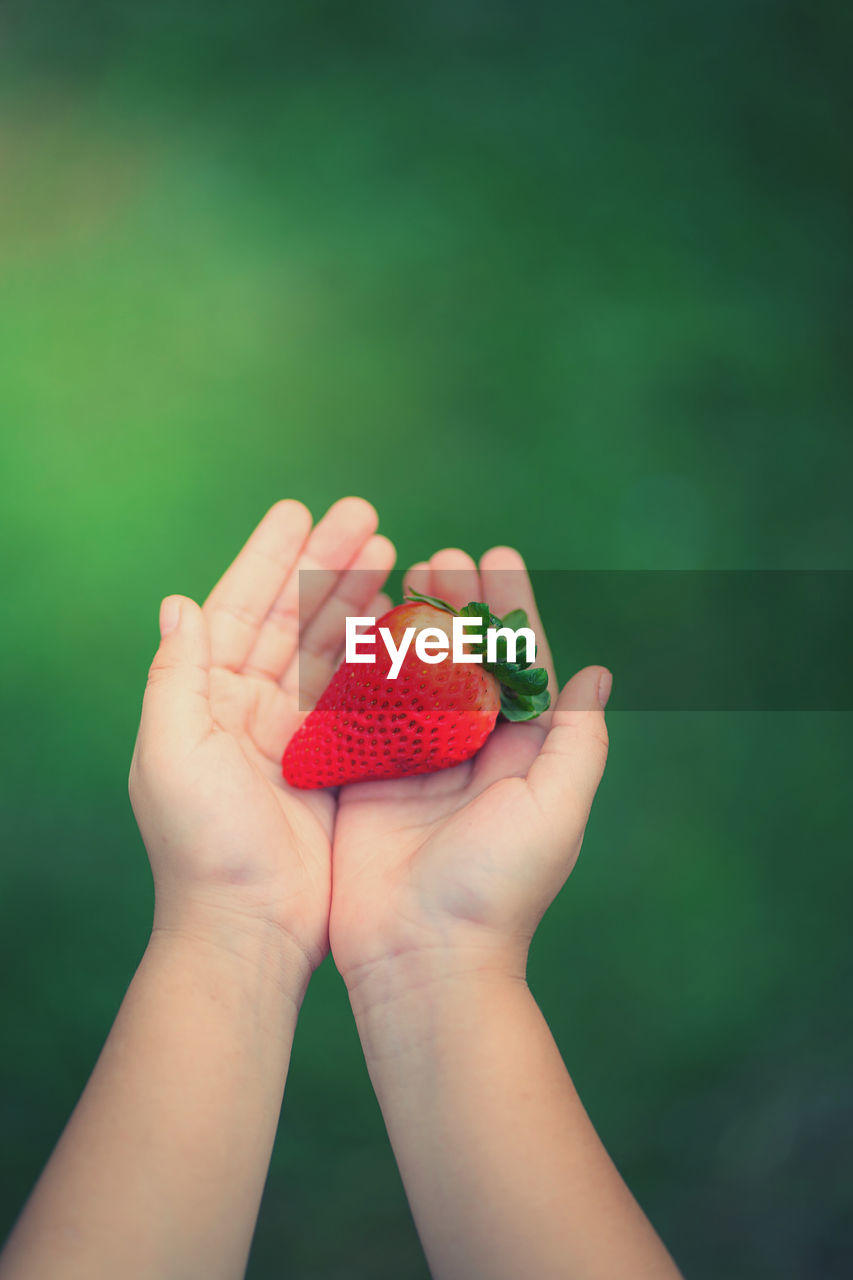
[145,661,177,689]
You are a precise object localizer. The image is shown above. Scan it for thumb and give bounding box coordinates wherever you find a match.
[139,595,213,751]
[527,665,611,831]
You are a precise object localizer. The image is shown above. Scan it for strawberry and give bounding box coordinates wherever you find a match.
[281,588,550,789]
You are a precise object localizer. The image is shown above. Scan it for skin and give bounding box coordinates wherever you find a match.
[332,550,682,1279]
[0,497,395,1280]
[0,503,681,1280]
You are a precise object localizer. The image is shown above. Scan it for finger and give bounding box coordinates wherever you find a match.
[479,545,557,727]
[282,534,396,704]
[245,496,380,684]
[293,533,396,667]
[468,718,546,793]
[202,500,313,673]
[324,587,394,678]
[368,589,394,620]
[304,587,395,712]
[428,548,481,610]
[526,665,611,834]
[402,562,431,597]
[136,596,213,762]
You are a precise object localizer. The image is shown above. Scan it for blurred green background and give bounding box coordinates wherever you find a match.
[1,2,851,1276]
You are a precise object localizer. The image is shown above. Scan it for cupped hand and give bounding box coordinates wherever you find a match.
[329,547,611,997]
[129,497,395,981]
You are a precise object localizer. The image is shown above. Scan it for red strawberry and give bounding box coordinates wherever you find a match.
[282,589,550,789]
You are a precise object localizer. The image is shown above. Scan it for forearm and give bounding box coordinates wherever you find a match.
[350,950,681,1280]
[0,915,308,1280]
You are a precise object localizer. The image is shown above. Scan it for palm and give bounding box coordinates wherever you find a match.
[330,549,604,985]
[188,665,336,934]
[203,651,338,858]
[332,720,552,976]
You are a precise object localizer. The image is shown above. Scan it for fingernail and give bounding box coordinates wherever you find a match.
[597,669,612,709]
[159,597,181,638]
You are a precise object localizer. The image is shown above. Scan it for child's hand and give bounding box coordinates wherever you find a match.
[329,547,611,1002]
[329,557,681,1280]
[129,497,394,989]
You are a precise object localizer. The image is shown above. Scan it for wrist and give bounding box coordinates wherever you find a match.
[344,943,529,1052]
[151,895,315,1013]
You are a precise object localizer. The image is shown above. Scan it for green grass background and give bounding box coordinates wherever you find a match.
[1,3,851,1276]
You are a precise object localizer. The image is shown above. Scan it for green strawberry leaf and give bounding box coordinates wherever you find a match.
[461,601,549,720]
[499,687,551,721]
[458,601,491,657]
[491,664,548,695]
[403,587,456,613]
[460,601,491,625]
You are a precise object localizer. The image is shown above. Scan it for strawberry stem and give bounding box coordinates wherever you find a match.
[401,587,456,614]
